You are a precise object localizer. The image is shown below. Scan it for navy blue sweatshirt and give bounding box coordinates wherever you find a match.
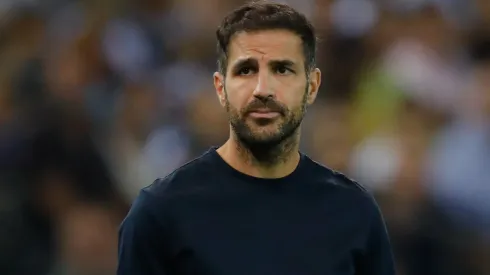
[117,148,395,275]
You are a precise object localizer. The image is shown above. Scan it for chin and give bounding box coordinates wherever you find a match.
[251,133,281,143]
[232,118,290,146]
[241,129,285,146]
[248,124,280,136]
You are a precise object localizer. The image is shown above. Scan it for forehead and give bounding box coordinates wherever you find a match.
[227,30,304,63]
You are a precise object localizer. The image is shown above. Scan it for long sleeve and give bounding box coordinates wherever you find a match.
[117,190,167,275]
[356,196,396,275]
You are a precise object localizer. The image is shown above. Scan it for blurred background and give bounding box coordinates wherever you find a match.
[0,0,489,274]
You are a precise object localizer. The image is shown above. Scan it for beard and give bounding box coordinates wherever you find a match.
[224,87,308,166]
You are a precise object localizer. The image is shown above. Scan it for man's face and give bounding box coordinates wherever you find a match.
[214,30,320,147]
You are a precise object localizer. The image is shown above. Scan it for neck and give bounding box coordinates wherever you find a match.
[216,132,300,179]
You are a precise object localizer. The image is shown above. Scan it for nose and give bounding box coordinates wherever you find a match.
[252,70,274,99]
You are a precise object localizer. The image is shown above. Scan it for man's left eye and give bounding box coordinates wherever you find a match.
[276,67,292,75]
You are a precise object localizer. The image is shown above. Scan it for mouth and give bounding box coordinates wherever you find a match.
[247,109,281,119]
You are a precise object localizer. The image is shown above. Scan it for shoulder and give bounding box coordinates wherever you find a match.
[303,154,368,192]
[121,150,218,231]
[142,149,219,199]
[305,157,386,228]
[302,154,378,208]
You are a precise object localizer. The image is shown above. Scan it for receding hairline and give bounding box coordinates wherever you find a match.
[225,29,307,66]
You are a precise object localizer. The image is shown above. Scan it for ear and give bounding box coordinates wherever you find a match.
[213,72,226,107]
[306,68,321,105]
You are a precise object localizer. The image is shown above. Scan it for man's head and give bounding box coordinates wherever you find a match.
[213,1,321,160]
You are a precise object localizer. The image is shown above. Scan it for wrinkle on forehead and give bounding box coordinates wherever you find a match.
[242,47,268,60]
[228,30,303,61]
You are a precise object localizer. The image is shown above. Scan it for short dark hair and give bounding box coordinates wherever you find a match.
[216,1,317,76]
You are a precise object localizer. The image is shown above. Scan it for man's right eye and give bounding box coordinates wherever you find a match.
[238,67,254,75]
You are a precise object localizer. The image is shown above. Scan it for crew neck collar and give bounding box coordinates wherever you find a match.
[207,146,306,184]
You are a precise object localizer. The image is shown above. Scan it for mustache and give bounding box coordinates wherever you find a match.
[243,98,286,114]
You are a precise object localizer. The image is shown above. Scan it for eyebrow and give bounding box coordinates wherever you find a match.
[232,57,258,70]
[231,58,297,70]
[269,59,296,68]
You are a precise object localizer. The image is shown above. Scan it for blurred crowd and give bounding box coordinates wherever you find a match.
[1,0,490,274]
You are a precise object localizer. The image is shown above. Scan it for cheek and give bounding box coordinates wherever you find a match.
[282,83,308,108]
[225,82,253,108]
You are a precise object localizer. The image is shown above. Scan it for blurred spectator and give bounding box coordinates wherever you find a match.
[306,99,354,172]
[50,202,121,275]
[426,41,490,238]
[102,81,189,202]
[1,0,490,274]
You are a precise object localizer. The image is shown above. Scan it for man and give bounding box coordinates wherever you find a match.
[117,1,396,274]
